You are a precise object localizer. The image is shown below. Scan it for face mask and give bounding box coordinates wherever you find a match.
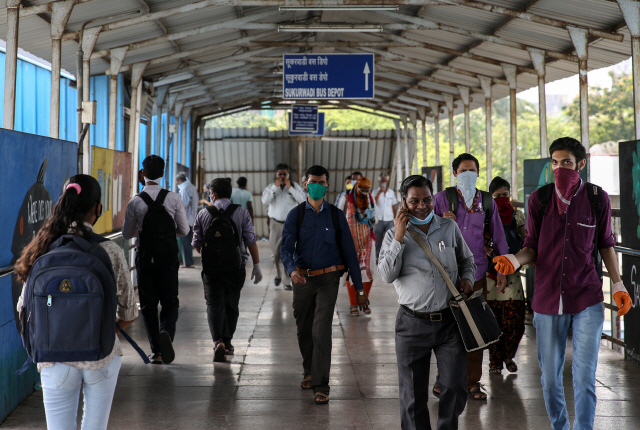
[410,211,434,225]
[456,171,478,209]
[346,183,354,190]
[351,180,358,186]
[364,208,376,219]
[358,188,369,196]
[380,182,388,189]
[307,183,327,201]
[554,167,581,215]
[494,197,514,225]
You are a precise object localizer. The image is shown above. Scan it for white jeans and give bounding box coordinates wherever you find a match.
[41,355,121,430]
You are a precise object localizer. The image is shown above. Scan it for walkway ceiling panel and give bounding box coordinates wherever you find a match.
[94,22,162,52]
[528,0,623,28]
[496,21,575,52]
[64,1,140,30]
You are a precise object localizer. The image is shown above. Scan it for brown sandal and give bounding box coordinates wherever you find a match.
[468,384,488,400]
[314,392,329,404]
[301,375,312,390]
[505,359,518,373]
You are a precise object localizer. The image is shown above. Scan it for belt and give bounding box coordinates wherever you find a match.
[270,218,285,224]
[296,265,345,277]
[401,305,452,322]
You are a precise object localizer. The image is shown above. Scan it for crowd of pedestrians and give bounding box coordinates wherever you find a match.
[12,136,635,430]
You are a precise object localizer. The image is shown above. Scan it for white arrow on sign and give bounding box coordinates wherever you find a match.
[363,62,370,92]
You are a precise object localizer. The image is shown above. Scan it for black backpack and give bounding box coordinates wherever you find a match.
[537,182,603,283]
[138,189,178,269]
[201,204,242,272]
[445,186,493,228]
[295,202,346,275]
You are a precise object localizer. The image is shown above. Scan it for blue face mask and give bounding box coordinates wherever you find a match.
[410,211,434,225]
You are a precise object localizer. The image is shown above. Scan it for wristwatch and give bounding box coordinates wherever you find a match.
[358,291,365,296]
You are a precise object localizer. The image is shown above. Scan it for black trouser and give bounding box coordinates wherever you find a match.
[292,271,340,395]
[396,307,468,430]
[201,265,246,346]
[136,252,180,354]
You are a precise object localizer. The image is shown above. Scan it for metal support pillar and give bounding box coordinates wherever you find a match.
[502,63,518,197]
[182,107,192,165]
[81,27,102,173]
[618,0,640,139]
[394,119,403,197]
[442,94,455,186]
[568,26,590,151]
[49,1,75,139]
[402,115,410,178]
[155,85,169,156]
[173,101,185,192]
[528,48,548,157]
[108,47,129,150]
[417,107,427,169]
[479,76,493,189]
[409,111,418,174]
[429,100,440,166]
[4,1,21,130]
[458,86,471,153]
[129,63,147,195]
[297,137,303,184]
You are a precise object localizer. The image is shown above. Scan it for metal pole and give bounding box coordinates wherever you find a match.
[443,94,455,186]
[568,26,590,151]
[132,82,143,195]
[429,100,440,167]
[394,119,403,197]
[182,116,188,164]
[502,64,518,197]
[458,86,471,153]
[528,48,549,158]
[128,86,138,152]
[77,44,83,145]
[422,119,427,169]
[155,104,162,155]
[479,76,493,189]
[3,1,21,130]
[297,137,303,184]
[50,38,62,139]
[107,47,128,150]
[403,116,410,178]
[618,0,640,139]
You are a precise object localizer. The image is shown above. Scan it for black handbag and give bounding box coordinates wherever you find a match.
[409,231,501,352]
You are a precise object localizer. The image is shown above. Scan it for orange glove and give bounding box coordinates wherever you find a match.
[492,254,520,275]
[612,282,632,316]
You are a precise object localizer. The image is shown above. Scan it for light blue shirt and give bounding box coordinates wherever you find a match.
[178,180,198,226]
[230,188,253,209]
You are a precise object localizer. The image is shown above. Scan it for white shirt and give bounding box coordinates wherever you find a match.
[178,180,198,227]
[373,187,398,221]
[122,184,190,243]
[261,182,306,222]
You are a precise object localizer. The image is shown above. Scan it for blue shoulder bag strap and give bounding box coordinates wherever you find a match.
[116,324,151,364]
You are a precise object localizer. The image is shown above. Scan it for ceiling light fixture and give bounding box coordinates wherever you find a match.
[278,24,383,32]
[279,6,399,12]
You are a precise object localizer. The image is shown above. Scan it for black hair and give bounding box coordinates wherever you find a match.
[352,171,363,177]
[452,153,480,173]
[210,178,233,199]
[400,175,433,199]
[237,177,248,187]
[15,174,102,282]
[276,163,289,171]
[345,175,352,181]
[142,155,165,179]
[306,165,330,181]
[489,176,511,194]
[549,137,587,165]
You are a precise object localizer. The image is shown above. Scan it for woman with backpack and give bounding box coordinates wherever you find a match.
[14,174,137,430]
[344,176,376,316]
[485,176,527,374]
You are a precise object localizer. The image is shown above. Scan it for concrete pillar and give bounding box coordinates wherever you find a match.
[49,1,75,139]
[502,63,518,197]
[402,115,411,178]
[568,26,590,151]
[108,47,129,150]
[182,107,192,166]
[81,27,102,172]
[155,86,169,156]
[457,86,471,153]
[417,106,427,169]
[618,0,640,139]
[129,63,147,195]
[409,110,418,174]
[528,48,549,157]
[429,100,440,166]
[443,94,455,186]
[3,1,21,130]
[479,76,493,189]
[394,118,403,197]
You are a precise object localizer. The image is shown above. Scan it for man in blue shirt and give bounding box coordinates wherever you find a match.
[281,165,369,405]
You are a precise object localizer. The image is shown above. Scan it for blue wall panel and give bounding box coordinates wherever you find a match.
[0,130,78,423]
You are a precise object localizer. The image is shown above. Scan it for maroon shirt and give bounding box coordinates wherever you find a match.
[523,182,615,315]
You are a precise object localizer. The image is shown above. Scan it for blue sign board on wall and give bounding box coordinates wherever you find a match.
[290,105,318,133]
[288,112,325,136]
[283,54,374,99]
[0,129,77,422]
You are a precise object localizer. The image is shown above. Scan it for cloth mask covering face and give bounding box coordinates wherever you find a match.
[494,196,514,225]
[456,170,478,209]
[307,183,327,201]
[554,167,582,215]
[346,183,354,191]
[410,210,434,225]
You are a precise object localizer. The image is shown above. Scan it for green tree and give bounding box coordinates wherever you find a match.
[564,71,634,145]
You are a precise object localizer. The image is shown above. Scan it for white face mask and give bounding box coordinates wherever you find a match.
[456,171,478,209]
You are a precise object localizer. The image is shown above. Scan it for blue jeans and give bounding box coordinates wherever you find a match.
[180,227,194,266]
[533,303,604,430]
[41,355,121,430]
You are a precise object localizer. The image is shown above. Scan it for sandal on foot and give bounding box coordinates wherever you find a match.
[432,381,441,398]
[468,385,488,400]
[505,359,518,373]
[314,392,329,404]
[301,375,312,390]
[363,306,371,315]
[213,341,226,362]
[225,345,235,356]
[350,306,359,316]
[489,367,502,375]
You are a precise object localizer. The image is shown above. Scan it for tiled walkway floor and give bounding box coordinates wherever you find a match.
[4,242,640,429]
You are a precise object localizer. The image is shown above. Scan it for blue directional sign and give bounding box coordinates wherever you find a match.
[290,105,318,133]
[289,112,325,136]
[283,54,374,99]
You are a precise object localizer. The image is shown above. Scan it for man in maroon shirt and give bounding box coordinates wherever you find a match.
[494,137,632,430]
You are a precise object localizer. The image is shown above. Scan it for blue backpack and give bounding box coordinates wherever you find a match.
[19,233,117,366]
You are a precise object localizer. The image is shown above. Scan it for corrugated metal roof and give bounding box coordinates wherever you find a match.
[0,0,634,121]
